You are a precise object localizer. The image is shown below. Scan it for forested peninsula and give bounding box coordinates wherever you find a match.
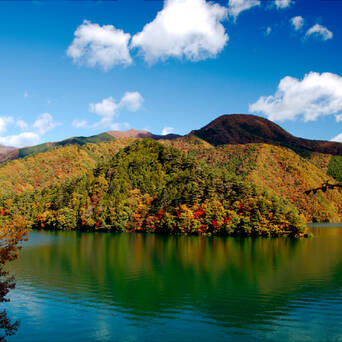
[0,139,307,237]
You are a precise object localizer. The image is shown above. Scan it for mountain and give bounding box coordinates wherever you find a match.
[168,136,342,222]
[0,130,180,164]
[191,114,342,156]
[107,128,180,140]
[0,139,306,237]
[1,114,342,227]
[0,132,115,164]
[0,144,16,154]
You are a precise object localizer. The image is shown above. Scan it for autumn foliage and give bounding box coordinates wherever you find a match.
[0,216,27,341]
[0,139,307,237]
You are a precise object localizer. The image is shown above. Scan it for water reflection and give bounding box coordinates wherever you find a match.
[6,227,342,341]
[0,257,19,341]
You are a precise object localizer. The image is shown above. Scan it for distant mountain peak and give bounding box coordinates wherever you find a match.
[190,114,342,155]
[0,144,16,154]
[107,129,181,140]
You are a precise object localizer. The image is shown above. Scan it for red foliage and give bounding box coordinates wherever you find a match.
[157,209,165,218]
[194,209,204,218]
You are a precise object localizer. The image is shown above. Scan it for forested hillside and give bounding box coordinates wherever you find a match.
[167,137,342,222]
[1,114,342,237]
[0,139,307,237]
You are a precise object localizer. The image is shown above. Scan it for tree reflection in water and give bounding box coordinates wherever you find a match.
[0,221,27,341]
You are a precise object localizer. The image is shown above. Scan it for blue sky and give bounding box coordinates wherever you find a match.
[0,0,341,147]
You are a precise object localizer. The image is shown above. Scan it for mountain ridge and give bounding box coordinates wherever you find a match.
[190,114,342,156]
[1,114,342,164]
[0,130,180,164]
[107,128,180,140]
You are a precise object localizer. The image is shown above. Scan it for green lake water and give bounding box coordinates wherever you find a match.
[4,225,342,341]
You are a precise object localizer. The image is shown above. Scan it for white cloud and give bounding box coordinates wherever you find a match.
[161,127,175,135]
[131,0,228,64]
[0,113,58,148]
[290,16,304,31]
[331,134,342,143]
[336,114,342,123]
[16,119,29,130]
[89,97,118,119]
[88,92,144,128]
[228,0,260,19]
[67,20,132,71]
[120,92,144,111]
[0,132,40,148]
[275,0,291,9]
[305,24,333,41]
[249,72,342,122]
[72,119,88,128]
[33,113,58,135]
[0,116,14,134]
[266,27,271,36]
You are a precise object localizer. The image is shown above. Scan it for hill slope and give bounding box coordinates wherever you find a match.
[166,136,342,222]
[1,139,306,237]
[0,144,15,154]
[0,114,342,227]
[191,114,342,155]
[0,132,116,164]
[0,130,181,164]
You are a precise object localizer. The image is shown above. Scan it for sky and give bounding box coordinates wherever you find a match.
[0,0,341,147]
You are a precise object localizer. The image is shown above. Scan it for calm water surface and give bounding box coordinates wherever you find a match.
[4,226,342,342]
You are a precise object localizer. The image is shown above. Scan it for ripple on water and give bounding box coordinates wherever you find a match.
[5,227,342,342]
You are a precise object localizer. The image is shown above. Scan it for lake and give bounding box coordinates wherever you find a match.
[4,226,342,342]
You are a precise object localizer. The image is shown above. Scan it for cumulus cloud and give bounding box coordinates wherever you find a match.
[0,132,40,148]
[305,24,333,41]
[275,0,291,9]
[33,113,58,135]
[161,127,175,135]
[331,134,342,143]
[131,0,228,63]
[16,119,29,130]
[0,113,58,148]
[120,92,144,111]
[249,72,342,122]
[87,92,144,128]
[89,97,118,121]
[0,117,14,134]
[228,0,260,19]
[67,20,132,71]
[291,16,304,31]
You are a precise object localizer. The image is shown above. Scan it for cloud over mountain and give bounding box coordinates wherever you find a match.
[249,72,342,122]
[0,113,58,147]
[87,92,144,129]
